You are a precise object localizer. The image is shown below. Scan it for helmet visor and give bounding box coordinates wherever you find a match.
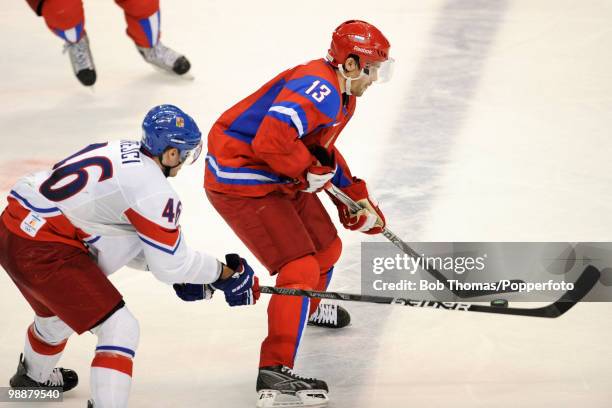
[364,58,395,83]
[180,140,203,165]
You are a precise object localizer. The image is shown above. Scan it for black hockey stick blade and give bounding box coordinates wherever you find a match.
[259,265,600,318]
[480,264,600,318]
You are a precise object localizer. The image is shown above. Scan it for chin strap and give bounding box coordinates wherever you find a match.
[158,155,182,178]
[337,64,353,96]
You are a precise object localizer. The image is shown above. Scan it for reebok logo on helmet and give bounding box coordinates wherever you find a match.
[353,46,373,55]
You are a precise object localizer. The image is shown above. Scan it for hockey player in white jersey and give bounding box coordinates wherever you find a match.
[0,104,260,407]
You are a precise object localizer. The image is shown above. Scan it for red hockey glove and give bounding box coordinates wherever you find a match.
[333,179,385,235]
[300,146,337,193]
[301,165,336,193]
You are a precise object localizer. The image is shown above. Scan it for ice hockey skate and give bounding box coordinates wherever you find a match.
[308,303,351,329]
[63,34,96,86]
[9,354,78,392]
[256,365,329,408]
[137,42,191,75]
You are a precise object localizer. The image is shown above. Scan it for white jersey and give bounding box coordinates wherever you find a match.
[4,140,221,284]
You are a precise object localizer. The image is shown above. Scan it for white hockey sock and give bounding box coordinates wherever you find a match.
[23,319,71,383]
[91,360,132,408]
[89,306,139,408]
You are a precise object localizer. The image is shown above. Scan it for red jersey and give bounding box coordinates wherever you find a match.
[205,59,358,197]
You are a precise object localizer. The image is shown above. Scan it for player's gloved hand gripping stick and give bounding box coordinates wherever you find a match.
[173,254,260,306]
[213,254,260,306]
[329,178,386,234]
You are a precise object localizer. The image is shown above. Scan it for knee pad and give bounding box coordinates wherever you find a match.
[33,315,74,345]
[314,235,342,272]
[277,256,320,290]
[91,306,140,358]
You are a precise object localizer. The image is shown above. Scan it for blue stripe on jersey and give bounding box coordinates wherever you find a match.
[331,165,352,188]
[223,130,254,144]
[206,155,290,185]
[284,75,341,121]
[10,190,60,213]
[96,345,136,358]
[84,236,101,245]
[225,78,287,143]
[138,234,182,255]
[266,101,309,138]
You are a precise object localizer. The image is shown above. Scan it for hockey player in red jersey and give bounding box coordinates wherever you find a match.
[204,20,393,407]
[0,105,259,407]
[25,0,191,86]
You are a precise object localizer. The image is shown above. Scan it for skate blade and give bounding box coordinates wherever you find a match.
[179,72,195,81]
[256,390,328,408]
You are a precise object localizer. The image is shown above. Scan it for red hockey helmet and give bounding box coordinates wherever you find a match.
[327,20,391,66]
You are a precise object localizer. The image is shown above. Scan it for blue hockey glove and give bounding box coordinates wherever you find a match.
[212,254,260,307]
[173,283,214,302]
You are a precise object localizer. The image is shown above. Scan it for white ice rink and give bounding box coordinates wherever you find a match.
[1,0,612,407]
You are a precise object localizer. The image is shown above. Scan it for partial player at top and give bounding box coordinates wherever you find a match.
[25,0,191,86]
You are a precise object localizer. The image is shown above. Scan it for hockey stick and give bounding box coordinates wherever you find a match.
[326,184,526,298]
[259,265,599,318]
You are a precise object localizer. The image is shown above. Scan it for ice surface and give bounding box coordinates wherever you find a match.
[1,0,611,407]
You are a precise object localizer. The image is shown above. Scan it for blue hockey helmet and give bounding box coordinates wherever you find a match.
[141,105,203,165]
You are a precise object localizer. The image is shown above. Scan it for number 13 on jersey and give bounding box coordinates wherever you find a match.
[305,80,331,103]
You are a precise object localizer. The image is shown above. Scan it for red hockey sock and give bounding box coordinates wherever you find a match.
[309,236,342,315]
[259,256,319,368]
[115,0,160,47]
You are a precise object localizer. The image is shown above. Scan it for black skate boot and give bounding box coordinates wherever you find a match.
[9,354,78,392]
[256,365,329,407]
[137,42,191,75]
[64,34,96,86]
[308,303,351,329]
